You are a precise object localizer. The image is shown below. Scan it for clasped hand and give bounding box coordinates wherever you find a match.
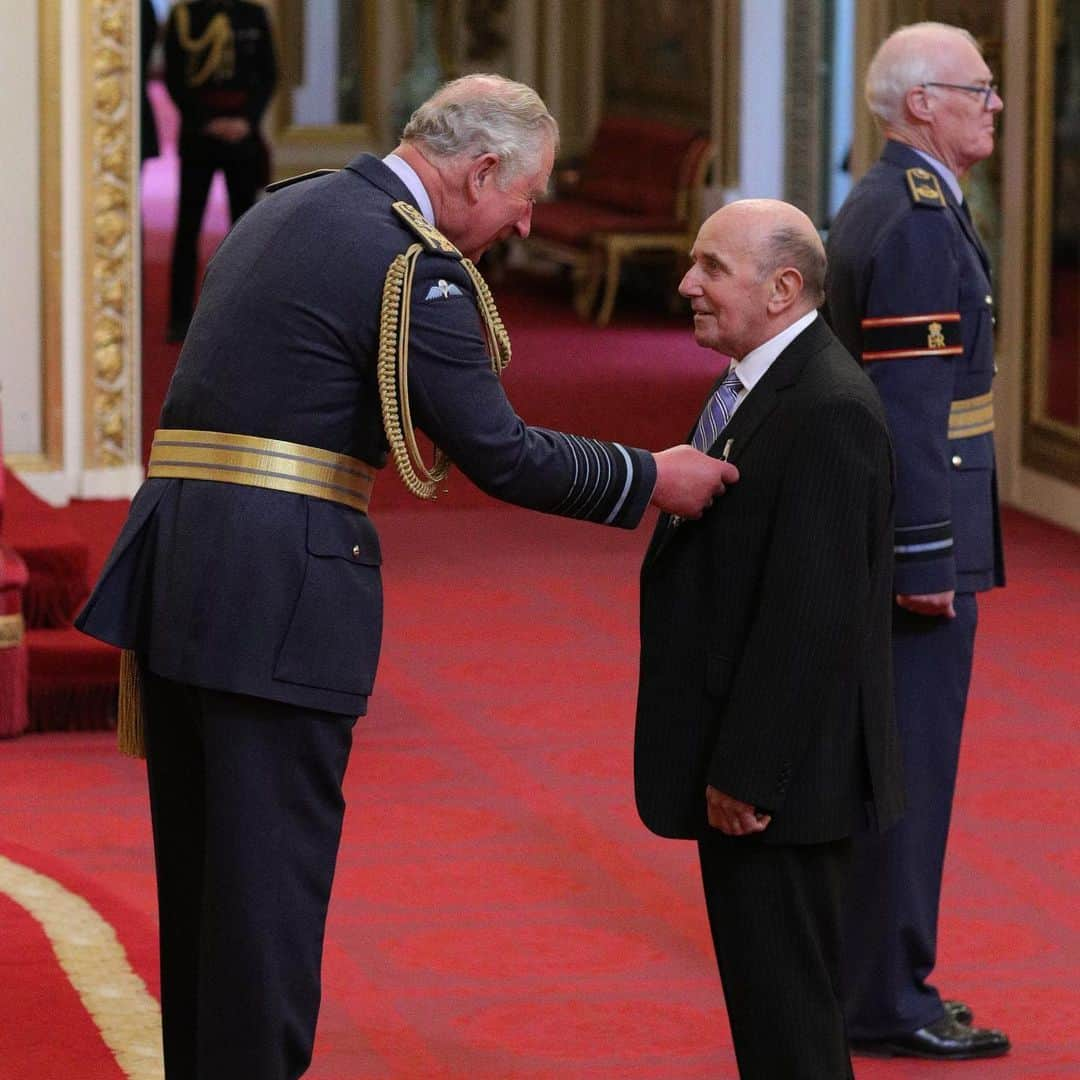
[706,785,771,836]
[204,117,252,142]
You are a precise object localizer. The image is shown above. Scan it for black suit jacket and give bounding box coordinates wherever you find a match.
[635,316,904,845]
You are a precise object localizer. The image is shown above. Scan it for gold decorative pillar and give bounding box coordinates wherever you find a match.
[82,0,139,470]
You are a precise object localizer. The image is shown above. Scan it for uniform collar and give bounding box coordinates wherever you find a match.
[381,154,435,225]
[910,148,964,204]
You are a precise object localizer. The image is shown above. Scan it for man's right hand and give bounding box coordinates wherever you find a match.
[650,445,739,519]
[896,590,956,618]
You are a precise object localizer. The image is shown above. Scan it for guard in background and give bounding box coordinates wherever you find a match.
[163,0,277,342]
[76,75,735,1079]
[826,22,1009,1060]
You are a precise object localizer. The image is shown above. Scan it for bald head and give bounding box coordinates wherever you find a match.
[680,199,825,358]
[728,199,826,308]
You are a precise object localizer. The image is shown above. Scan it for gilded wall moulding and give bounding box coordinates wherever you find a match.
[84,0,137,468]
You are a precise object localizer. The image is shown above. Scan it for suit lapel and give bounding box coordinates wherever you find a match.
[645,318,828,566]
[948,194,991,278]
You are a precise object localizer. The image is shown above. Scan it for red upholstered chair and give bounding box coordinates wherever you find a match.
[0,437,31,738]
[528,116,714,326]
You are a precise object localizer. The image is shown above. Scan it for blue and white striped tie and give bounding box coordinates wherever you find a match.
[691,366,742,452]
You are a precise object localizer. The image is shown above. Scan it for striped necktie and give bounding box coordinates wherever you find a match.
[691,366,742,452]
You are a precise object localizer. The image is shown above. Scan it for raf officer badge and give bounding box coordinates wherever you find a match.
[425,279,464,300]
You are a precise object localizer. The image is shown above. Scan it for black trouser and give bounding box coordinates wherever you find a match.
[143,670,355,1080]
[169,152,260,326]
[842,594,978,1039]
[698,832,854,1079]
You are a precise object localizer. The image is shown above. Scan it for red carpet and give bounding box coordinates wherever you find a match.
[0,506,1077,1078]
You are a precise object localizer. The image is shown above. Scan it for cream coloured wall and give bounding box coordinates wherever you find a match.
[0,7,43,456]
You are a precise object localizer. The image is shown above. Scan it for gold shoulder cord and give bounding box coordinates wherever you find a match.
[377,248,513,500]
[174,4,235,87]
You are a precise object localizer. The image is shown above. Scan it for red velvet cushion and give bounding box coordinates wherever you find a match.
[26,627,120,733]
[26,627,120,685]
[1,545,29,595]
[576,116,706,217]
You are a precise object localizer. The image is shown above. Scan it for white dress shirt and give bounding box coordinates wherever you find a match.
[726,310,820,420]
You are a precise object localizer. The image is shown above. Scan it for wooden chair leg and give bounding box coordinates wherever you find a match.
[595,244,622,327]
[574,248,603,320]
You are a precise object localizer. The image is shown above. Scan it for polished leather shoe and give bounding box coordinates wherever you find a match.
[944,999,974,1026]
[851,1013,1010,1059]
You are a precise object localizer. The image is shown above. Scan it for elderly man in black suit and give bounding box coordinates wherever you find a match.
[77,74,735,1079]
[636,199,902,1079]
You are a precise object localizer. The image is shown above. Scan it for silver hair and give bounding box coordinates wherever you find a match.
[401,73,558,188]
[756,227,827,308]
[865,22,981,126]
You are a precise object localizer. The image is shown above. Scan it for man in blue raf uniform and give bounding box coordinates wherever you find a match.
[826,22,1009,1060]
[163,0,277,341]
[77,75,735,1079]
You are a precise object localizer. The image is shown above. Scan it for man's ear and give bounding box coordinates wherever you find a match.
[906,84,934,124]
[466,153,501,202]
[768,267,803,313]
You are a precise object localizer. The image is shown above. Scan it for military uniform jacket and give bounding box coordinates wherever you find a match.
[825,140,1005,596]
[163,0,277,163]
[635,317,903,845]
[77,155,657,717]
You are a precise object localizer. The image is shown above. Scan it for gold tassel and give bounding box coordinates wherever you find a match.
[116,649,146,759]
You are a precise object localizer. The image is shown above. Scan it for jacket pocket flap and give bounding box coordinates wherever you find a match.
[305,500,382,564]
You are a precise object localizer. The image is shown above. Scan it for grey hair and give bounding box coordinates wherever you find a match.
[865,22,981,126]
[756,226,827,307]
[401,73,558,187]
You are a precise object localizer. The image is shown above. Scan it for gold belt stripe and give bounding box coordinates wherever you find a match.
[147,429,375,512]
[0,612,24,649]
[948,391,994,439]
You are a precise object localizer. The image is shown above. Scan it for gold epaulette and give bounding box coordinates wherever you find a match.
[265,169,339,193]
[392,201,462,257]
[906,167,947,208]
[377,224,512,500]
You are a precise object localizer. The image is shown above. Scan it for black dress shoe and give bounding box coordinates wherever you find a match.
[944,999,973,1026]
[851,1013,1010,1059]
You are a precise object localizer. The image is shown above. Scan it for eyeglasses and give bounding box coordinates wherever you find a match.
[921,82,1000,109]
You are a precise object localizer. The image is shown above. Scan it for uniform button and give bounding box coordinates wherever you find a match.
[985,294,993,304]
[352,544,361,559]
[952,455,963,467]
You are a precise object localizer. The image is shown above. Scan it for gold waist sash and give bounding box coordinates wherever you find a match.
[948,391,994,440]
[147,429,376,513]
